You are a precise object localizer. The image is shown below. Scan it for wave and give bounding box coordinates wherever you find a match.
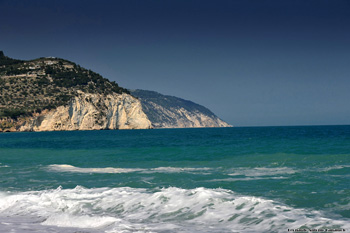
[48,164,350,177]
[48,164,143,173]
[0,186,348,233]
[228,167,297,177]
[320,165,350,172]
[210,176,288,182]
[148,166,212,173]
[0,163,9,168]
[47,164,212,174]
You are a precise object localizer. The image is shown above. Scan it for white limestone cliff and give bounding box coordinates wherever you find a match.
[17,91,152,132]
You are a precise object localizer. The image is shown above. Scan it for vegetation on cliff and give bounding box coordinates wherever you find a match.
[0,51,129,124]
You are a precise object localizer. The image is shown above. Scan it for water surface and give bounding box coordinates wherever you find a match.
[0,126,349,232]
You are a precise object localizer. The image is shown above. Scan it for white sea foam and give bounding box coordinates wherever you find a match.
[48,164,143,173]
[42,214,117,228]
[210,176,288,182]
[47,164,212,174]
[228,167,297,177]
[0,186,349,233]
[320,165,350,172]
[148,166,212,173]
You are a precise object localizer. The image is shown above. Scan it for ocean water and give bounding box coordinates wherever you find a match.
[0,126,349,233]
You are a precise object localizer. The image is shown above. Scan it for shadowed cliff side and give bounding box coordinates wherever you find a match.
[130,89,232,128]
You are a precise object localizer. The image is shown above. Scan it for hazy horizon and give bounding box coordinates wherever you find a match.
[1,0,350,126]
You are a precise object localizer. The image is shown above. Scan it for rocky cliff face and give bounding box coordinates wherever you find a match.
[13,91,151,132]
[2,89,230,132]
[130,90,232,128]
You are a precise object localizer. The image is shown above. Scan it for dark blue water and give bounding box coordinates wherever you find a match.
[0,126,349,232]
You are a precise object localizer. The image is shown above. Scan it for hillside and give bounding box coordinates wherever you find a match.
[131,89,231,128]
[0,51,129,120]
[0,52,150,132]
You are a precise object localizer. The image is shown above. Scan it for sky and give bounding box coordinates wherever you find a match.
[1,0,350,126]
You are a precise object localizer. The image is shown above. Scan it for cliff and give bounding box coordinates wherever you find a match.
[15,91,151,132]
[0,52,151,132]
[130,90,231,128]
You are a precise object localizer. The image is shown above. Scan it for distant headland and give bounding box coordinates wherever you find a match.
[0,51,231,132]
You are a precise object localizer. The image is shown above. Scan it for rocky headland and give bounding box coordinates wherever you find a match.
[0,51,230,132]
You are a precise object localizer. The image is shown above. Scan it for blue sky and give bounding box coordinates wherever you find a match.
[1,0,350,126]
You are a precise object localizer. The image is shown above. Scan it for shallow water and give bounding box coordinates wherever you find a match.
[0,126,349,232]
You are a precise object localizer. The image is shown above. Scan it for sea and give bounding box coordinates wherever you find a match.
[0,126,349,233]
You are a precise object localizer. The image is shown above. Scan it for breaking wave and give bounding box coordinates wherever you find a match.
[228,167,297,177]
[48,164,143,173]
[47,164,212,174]
[0,186,348,233]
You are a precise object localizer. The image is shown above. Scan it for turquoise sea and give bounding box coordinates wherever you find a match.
[0,126,349,232]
